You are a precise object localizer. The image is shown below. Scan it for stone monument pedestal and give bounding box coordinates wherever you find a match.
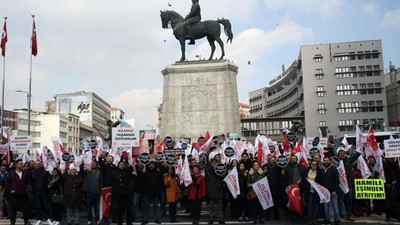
[160,60,241,142]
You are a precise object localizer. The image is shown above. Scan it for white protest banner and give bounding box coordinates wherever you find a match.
[252,177,274,210]
[307,178,331,203]
[10,136,32,153]
[337,160,349,194]
[223,167,240,199]
[112,127,139,148]
[0,143,10,154]
[384,139,400,158]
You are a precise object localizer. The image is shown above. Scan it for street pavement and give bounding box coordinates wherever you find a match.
[0,207,398,225]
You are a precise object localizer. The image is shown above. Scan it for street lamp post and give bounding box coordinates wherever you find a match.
[395,92,399,132]
[16,90,31,135]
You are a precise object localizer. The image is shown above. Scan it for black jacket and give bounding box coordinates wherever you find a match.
[143,168,163,197]
[320,165,339,193]
[31,168,50,192]
[112,166,134,196]
[99,157,117,188]
[301,167,323,201]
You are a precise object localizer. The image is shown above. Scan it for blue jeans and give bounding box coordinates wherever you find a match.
[324,194,339,221]
[131,192,144,220]
[338,187,353,217]
[86,192,100,223]
[35,191,49,220]
[307,192,318,217]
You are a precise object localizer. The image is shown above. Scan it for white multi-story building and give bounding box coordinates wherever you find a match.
[110,107,125,122]
[249,40,388,139]
[55,91,111,138]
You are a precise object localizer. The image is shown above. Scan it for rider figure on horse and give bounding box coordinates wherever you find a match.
[185,0,201,45]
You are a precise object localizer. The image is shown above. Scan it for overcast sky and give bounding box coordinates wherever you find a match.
[1,0,399,130]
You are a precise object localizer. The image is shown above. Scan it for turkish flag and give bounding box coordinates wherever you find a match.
[100,187,112,219]
[286,183,303,215]
[1,20,7,57]
[31,19,38,56]
[156,140,166,154]
[366,126,379,152]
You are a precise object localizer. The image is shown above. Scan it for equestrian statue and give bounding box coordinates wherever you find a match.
[160,0,233,62]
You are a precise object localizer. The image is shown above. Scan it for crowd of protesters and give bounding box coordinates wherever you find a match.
[0,138,399,225]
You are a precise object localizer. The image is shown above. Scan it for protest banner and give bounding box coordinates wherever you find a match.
[223,167,240,199]
[337,160,349,194]
[112,127,139,148]
[10,136,32,154]
[252,177,274,210]
[307,178,331,203]
[384,139,400,158]
[355,179,385,199]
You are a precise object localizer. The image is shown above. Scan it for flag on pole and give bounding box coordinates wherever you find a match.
[357,155,372,178]
[355,125,364,153]
[31,17,38,56]
[1,19,7,57]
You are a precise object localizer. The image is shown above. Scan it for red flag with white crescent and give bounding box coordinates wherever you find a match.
[100,187,112,220]
[286,183,303,215]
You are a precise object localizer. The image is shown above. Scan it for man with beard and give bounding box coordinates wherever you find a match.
[205,158,225,225]
[31,161,50,225]
[336,147,360,222]
[320,157,339,225]
[99,154,117,224]
[5,159,32,225]
[112,161,134,225]
[283,155,305,220]
[264,157,284,220]
[142,161,163,225]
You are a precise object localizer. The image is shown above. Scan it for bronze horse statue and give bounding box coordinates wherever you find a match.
[160,10,233,62]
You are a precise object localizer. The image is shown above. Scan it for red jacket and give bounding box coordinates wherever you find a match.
[188,175,206,200]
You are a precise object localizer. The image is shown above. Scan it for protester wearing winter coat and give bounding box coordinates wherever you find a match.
[63,167,83,225]
[237,163,250,222]
[81,161,103,225]
[112,161,134,225]
[48,168,63,225]
[320,157,340,225]
[142,161,163,224]
[301,160,323,225]
[31,161,50,224]
[205,158,225,224]
[264,157,284,221]
[247,161,265,224]
[164,168,180,223]
[188,165,206,225]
